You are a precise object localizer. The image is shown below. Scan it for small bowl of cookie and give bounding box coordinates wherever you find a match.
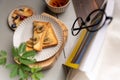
[8,5,35,31]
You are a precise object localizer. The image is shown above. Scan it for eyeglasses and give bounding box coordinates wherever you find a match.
[71,9,113,36]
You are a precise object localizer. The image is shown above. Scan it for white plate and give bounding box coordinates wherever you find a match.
[13,15,63,61]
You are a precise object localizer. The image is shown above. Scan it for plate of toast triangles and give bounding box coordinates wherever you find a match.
[13,15,63,62]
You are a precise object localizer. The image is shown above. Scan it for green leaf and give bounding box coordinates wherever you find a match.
[6,64,20,78]
[32,74,39,80]
[19,68,25,79]
[0,50,7,56]
[0,58,6,65]
[35,72,44,79]
[19,58,36,65]
[21,64,31,72]
[31,68,43,80]
[19,78,25,80]
[0,50,7,65]
[6,64,18,69]
[10,65,18,78]
[22,50,36,58]
[18,42,26,54]
[31,68,35,73]
[19,73,28,80]
[19,78,28,80]
[32,72,43,80]
[32,74,36,80]
[31,68,42,73]
[12,47,19,57]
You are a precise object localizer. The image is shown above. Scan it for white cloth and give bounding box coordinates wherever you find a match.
[95,18,120,80]
[94,0,120,79]
[66,0,120,80]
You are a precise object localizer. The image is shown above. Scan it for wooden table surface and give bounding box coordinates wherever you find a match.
[0,0,104,80]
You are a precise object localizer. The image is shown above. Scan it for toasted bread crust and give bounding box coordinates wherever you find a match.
[43,22,58,48]
[26,38,33,51]
[33,21,49,51]
[26,21,58,52]
[26,47,33,51]
[13,7,33,17]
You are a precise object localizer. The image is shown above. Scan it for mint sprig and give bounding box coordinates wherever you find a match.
[0,42,43,80]
[6,63,30,79]
[12,43,36,65]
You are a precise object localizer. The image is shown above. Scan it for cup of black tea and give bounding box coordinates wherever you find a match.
[45,0,70,13]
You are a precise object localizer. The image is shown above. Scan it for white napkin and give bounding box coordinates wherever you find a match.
[94,0,120,79]
[94,17,120,80]
[66,0,120,80]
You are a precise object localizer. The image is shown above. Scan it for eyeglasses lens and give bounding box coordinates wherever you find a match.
[72,17,83,35]
[86,10,106,32]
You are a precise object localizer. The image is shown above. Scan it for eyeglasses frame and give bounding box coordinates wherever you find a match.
[71,9,113,36]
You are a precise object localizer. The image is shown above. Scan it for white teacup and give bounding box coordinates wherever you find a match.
[45,0,70,13]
